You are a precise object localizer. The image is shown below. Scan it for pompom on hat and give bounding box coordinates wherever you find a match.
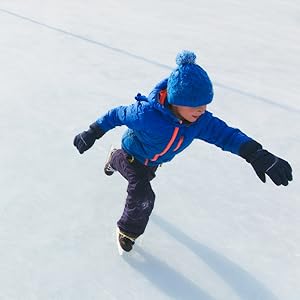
[167,50,214,107]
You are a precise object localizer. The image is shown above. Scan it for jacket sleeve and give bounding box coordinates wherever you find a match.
[196,112,253,155]
[95,102,146,133]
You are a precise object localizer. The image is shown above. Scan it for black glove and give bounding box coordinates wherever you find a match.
[239,140,293,186]
[73,122,105,154]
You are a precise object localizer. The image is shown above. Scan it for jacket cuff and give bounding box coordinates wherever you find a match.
[239,140,262,162]
[89,122,106,139]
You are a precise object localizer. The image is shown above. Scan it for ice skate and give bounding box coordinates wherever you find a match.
[116,227,136,254]
[104,147,117,176]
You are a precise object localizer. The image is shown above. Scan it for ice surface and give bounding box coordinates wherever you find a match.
[0,1,299,299]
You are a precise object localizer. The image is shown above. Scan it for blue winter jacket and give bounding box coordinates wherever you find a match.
[96,79,252,166]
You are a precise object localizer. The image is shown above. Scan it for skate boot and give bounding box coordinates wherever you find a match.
[117,229,136,252]
[104,147,117,176]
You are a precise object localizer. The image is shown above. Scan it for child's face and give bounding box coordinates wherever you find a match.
[171,105,207,123]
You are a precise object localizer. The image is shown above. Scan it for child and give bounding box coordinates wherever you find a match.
[73,50,293,252]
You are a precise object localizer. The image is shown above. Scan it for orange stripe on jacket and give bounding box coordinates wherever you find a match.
[151,127,180,162]
[148,88,182,163]
[173,136,184,152]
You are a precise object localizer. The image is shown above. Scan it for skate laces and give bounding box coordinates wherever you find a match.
[119,230,136,242]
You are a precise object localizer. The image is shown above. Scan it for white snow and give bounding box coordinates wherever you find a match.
[0,1,299,299]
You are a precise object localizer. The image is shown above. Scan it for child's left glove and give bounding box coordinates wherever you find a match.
[239,140,293,186]
[73,122,105,154]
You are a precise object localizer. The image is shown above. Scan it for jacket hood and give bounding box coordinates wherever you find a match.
[134,78,179,125]
[147,78,183,125]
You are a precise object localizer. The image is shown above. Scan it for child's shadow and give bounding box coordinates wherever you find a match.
[146,214,278,300]
[123,245,216,300]
[124,214,278,300]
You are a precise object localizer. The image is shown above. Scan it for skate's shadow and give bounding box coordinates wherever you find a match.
[145,214,278,300]
[123,245,216,300]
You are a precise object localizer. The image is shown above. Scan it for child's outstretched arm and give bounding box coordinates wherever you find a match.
[73,103,145,154]
[239,140,292,186]
[196,112,293,186]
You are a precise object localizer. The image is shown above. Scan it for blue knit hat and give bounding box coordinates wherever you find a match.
[167,50,214,107]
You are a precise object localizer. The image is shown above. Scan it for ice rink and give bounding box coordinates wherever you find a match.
[1,1,299,299]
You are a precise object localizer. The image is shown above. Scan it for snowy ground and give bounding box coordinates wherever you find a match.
[0,1,299,299]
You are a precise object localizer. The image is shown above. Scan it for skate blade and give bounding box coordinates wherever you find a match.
[116,227,124,256]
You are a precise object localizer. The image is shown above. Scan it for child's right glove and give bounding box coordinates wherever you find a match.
[239,140,293,186]
[73,122,105,154]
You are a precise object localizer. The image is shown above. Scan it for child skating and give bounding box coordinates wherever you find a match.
[73,50,293,252]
